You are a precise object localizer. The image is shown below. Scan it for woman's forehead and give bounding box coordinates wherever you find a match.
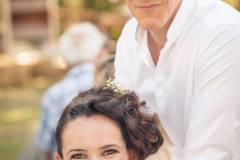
[61,115,126,149]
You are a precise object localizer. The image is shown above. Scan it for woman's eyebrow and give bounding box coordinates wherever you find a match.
[67,149,86,155]
[100,144,120,150]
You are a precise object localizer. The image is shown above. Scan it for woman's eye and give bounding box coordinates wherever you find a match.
[71,154,86,160]
[102,149,118,156]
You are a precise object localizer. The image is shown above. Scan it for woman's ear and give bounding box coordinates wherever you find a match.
[55,153,62,160]
[128,150,138,160]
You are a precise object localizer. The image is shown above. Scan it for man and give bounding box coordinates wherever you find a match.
[38,22,108,160]
[115,0,240,159]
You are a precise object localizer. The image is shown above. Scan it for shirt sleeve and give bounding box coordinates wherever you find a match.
[182,25,240,160]
[37,86,63,151]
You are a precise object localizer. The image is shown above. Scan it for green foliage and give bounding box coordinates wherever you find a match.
[84,0,113,11]
[59,0,120,11]
[110,26,123,40]
[59,0,84,8]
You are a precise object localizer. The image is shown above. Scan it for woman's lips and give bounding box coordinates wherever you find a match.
[136,3,161,12]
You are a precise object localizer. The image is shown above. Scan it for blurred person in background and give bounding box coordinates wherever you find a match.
[95,55,115,85]
[37,22,113,160]
[115,0,240,159]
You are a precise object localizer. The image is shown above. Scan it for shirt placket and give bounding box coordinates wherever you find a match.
[154,40,171,115]
[137,30,169,115]
[155,72,168,115]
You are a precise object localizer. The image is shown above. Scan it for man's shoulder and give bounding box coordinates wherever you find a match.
[194,0,240,31]
[116,18,139,58]
[119,18,138,41]
[122,18,138,33]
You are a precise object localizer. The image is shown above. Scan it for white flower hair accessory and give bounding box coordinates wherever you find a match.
[105,78,129,96]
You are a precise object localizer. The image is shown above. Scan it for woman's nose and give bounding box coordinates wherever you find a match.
[89,156,100,160]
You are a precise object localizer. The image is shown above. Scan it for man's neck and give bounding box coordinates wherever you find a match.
[147,17,173,65]
[148,30,166,65]
[148,24,169,49]
[147,0,183,65]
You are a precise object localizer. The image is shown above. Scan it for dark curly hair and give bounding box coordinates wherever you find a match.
[55,86,163,160]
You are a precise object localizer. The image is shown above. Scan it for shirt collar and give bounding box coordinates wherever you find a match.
[135,0,196,46]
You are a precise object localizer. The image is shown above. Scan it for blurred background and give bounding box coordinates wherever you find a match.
[0,0,239,159]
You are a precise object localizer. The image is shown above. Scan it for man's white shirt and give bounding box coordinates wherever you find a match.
[115,0,240,159]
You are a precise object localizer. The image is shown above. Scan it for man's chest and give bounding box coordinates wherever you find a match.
[126,37,200,144]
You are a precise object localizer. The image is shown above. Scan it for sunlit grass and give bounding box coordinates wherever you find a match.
[0,138,26,160]
[0,83,52,160]
[0,107,38,124]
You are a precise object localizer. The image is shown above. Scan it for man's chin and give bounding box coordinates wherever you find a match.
[138,19,164,31]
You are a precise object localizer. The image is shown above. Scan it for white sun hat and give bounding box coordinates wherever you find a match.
[59,22,107,64]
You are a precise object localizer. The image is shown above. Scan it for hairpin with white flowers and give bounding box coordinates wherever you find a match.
[105,78,129,96]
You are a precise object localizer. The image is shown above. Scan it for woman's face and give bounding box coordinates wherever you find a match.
[56,114,135,160]
[125,0,180,30]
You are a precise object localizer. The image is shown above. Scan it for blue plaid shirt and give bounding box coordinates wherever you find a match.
[37,63,95,151]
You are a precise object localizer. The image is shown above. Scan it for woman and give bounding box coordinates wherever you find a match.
[55,84,163,160]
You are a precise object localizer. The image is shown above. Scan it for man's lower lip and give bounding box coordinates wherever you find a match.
[136,4,161,12]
